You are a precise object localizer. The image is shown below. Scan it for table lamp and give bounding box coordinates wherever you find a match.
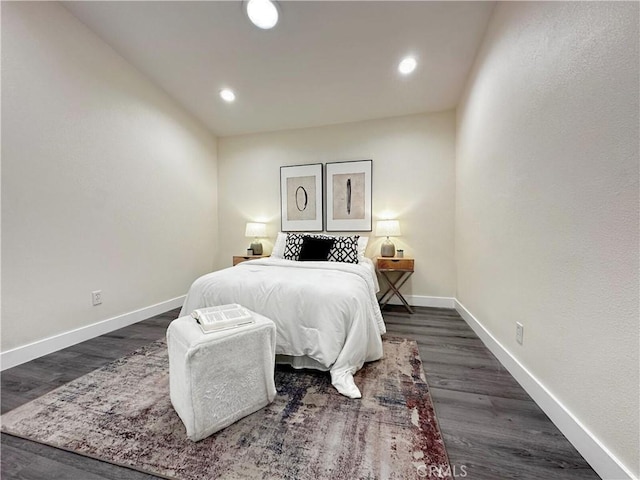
[375,220,401,257]
[245,222,267,255]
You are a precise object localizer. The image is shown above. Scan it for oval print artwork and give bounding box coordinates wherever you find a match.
[295,186,308,211]
[287,176,317,221]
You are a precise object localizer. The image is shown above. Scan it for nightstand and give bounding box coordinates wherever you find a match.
[232,255,269,266]
[376,257,415,314]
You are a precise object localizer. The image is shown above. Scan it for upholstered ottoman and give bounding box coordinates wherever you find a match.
[166,312,276,441]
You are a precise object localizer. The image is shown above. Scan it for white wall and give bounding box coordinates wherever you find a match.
[1,2,218,352]
[217,112,456,301]
[456,2,639,478]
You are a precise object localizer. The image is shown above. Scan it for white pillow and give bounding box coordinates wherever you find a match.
[357,236,369,261]
[271,232,287,258]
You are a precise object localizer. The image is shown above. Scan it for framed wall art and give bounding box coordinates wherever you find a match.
[280,163,323,232]
[325,159,372,232]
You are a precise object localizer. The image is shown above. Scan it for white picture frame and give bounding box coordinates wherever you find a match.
[280,163,324,232]
[326,159,372,232]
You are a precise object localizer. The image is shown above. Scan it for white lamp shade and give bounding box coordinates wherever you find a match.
[245,222,267,238]
[375,220,401,237]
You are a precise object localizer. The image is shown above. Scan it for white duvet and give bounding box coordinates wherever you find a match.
[180,257,386,399]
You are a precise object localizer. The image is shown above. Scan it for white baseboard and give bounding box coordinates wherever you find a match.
[386,294,455,309]
[1,296,185,371]
[454,299,636,480]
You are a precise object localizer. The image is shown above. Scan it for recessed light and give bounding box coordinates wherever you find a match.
[246,0,279,30]
[398,57,417,75]
[220,89,236,102]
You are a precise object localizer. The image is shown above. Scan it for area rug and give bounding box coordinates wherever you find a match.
[1,336,451,480]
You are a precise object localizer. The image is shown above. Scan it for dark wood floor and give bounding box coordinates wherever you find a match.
[1,306,599,479]
[383,306,600,480]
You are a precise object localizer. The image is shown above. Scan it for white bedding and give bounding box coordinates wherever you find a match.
[180,257,386,399]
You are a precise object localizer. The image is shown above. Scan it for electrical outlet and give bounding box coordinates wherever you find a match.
[92,290,102,306]
[516,322,524,345]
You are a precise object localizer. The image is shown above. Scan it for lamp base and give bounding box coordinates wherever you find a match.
[380,239,395,257]
[250,241,263,255]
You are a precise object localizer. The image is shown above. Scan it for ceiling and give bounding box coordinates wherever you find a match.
[63,1,495,137]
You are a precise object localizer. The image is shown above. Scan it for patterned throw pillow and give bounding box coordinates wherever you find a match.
[284,233,360,263]
[327,235,359,263]
[283,233,305,260]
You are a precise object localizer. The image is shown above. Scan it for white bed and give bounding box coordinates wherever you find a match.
[180,257,386,399]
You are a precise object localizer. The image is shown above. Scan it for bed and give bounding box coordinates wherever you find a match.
[180,237,386,399]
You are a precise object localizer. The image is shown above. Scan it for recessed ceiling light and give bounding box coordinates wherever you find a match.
[220,89,236,102]
[398,57,417,75]
[246,0,279,30]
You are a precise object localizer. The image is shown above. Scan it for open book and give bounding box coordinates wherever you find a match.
[191,304,255,333]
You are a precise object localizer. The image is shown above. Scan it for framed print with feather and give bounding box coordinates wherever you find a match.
[325,160,372,232]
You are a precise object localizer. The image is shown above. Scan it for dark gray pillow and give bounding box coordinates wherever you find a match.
[298,236,335,261]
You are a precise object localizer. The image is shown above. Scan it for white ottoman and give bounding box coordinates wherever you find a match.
[167,312,276,441]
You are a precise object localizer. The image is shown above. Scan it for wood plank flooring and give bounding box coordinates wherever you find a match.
[1,306,600,479]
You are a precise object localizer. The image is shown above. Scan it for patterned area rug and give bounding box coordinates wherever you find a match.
[1,337,451,480]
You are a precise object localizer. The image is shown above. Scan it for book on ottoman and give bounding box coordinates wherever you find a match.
[191,304,255,333]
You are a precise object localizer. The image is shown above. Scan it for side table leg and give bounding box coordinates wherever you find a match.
[378,271,414,314]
